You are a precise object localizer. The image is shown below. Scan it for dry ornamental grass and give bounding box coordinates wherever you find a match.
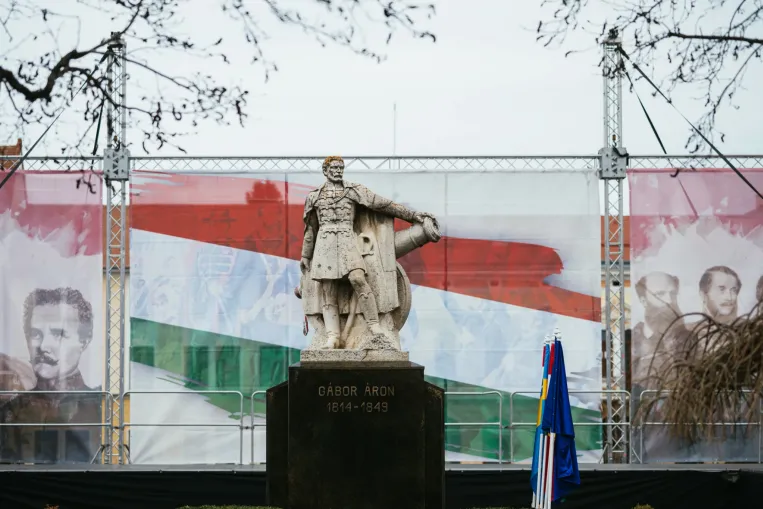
[636,301,763,443]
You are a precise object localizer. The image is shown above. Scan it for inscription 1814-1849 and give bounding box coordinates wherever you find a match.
[319,384,395,413]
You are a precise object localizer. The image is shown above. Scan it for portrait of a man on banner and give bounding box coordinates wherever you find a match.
[0,288,102,463]
[0,171,104,464]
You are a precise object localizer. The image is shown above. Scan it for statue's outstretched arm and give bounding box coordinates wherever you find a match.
[363,188,430,224]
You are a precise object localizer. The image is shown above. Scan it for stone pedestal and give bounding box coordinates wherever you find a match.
[266,361,444,509]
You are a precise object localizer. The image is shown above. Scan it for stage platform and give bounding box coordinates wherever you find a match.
[2,461,762,472]
[1,462,761,509]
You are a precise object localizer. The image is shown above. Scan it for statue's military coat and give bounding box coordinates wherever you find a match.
[300,181,416,317]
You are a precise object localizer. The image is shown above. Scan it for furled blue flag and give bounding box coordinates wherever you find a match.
[540,338,581,501]
[530,342,552,499]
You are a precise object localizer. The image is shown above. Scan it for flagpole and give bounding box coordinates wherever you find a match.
[534,447,540,507]
[544,437,551,509]
[541,335,555,509]
[545,433,556,509]
[533,337,551,509]
[543,328,561,509]
[534,342,545,509]
[544,329,561,509]
[535,432,545,508]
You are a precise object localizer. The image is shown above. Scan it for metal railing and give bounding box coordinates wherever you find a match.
[635,389,763,464]
[3,387,762,466]
[508,389,630,464]
[121,390,245,465]
[243,388,623,465]
[250,390,267,464]
[0,390,114,464]
[444,391,504,463]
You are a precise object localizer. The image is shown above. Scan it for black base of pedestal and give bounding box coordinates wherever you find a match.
[266,361,444,509]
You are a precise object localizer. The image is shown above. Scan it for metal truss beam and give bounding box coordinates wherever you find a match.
[629,155,763,169]
[115,154,763,173]
[125,155,598,173]
[8,154,760,172]
[104,33,129,465]
[600,30,629,463]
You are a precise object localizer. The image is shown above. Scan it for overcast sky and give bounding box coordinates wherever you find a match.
[2,0,760,159]
[152,0,763,157]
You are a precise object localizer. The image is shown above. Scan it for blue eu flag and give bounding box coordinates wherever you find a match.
[540,339,581,501]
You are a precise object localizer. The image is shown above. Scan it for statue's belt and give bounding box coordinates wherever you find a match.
[319,224,353,234]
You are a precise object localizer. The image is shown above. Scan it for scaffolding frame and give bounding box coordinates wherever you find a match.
[103,34,130,465]
[3,37,763,466]
[5,154,763,465]
[600,31,629,463]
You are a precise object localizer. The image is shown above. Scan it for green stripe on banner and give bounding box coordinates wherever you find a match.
[130,317,602,461]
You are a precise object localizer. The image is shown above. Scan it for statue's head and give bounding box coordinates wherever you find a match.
[322,156,344,183]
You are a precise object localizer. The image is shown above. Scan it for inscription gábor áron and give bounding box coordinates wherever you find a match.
[318,383,395,413]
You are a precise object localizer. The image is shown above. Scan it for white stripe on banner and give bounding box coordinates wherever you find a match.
[130,229,602,400]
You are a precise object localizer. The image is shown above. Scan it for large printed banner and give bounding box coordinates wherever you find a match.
[0,171,104,464]
[129,168,603,464]
[629,168,763,462]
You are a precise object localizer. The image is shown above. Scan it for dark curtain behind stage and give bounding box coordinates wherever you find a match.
[0,468,761,509]
[447,469,763,509]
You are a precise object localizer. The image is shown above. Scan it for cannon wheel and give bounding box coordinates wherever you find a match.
[391,262,412,331]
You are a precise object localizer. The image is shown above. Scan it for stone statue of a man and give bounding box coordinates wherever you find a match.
[298,156,440,354]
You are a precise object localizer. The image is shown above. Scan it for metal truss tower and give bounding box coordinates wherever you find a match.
[599,29,629,463]
[103,33,129,464]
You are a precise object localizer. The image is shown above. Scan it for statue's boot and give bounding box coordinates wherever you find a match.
[321,304,341,349]
[358,292,394,348]
[357,292,390,340]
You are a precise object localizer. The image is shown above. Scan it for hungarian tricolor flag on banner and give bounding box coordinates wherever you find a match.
[530,331,580,508]
[127,168,605,464]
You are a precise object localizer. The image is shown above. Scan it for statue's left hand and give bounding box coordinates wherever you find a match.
[413,212,436,223]
[415,212,441,243]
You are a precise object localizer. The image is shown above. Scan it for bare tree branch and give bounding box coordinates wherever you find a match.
[538,0,763,153]
[0,0,436,155]
[665,31,763,45]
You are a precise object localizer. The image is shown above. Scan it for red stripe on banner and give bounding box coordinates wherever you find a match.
[131,173,599,322]
[0,171,103,257]
[628,168,763,257]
